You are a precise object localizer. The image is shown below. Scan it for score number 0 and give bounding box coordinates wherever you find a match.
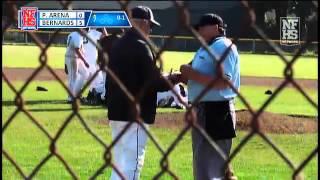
[77,12,85,26]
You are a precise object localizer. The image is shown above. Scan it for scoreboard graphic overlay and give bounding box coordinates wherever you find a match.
[18,7,132,30]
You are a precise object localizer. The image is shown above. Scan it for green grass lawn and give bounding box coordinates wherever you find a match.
[236,85,318,116]
[2,102,318,179]
[161,51,318,80]
[2,45,318,79]
[3,81,317,116]
[2,118,318,180]
[2,80,318,179]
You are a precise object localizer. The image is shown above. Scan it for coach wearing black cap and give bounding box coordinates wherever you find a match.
[107,5,181,180]
[180,13,240,179]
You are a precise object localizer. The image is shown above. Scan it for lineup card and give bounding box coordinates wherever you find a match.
[18,7,131,30]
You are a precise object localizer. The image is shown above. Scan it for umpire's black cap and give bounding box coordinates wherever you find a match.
[131,6,160,27]
[193,13,227,30]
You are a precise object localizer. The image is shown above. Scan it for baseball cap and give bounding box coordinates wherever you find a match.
[131,6,160,27]
[193,13,227,30]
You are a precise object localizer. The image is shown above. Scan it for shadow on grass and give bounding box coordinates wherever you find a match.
[2,100,69,106]
[26,107,105,112]
[2,100,106,112]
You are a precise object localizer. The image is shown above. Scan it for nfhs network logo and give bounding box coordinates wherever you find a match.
[20,7,38,30]
[280,17,300,46]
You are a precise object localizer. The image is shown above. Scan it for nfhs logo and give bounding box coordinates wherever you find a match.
[280,17,300,46]
[21,7,38,30]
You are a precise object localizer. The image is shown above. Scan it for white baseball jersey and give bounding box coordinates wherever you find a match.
[65,31,85,58]
[83,29,102,65]
[65,31,89,98]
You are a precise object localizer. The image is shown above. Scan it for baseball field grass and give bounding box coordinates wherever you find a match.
[2,45,318,79]
[2,81,318,179]
[2,118,318,180]
[2,44,318,179]
[3,81,317,116]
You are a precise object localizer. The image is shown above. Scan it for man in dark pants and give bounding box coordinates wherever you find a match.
[180,13,240,180]
[107,6,181,180]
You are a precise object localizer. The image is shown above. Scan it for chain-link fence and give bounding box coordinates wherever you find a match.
[2,1,318,179]
[3,29,319,54]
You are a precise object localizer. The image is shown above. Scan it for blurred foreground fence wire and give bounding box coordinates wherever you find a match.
[2,0,318,179]
[2,29,319,54]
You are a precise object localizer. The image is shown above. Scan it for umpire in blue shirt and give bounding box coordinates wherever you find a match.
[180,13,240,180]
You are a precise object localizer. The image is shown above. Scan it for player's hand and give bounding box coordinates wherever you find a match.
[168,73,183,85]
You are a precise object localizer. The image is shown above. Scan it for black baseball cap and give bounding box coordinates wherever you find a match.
[131,6,160,27]
[193,13,227,30]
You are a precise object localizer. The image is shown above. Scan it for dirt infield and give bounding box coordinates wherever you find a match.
[2,67,318,89]
[95,110,318,134]
[152,110,318,134]
[3,67,318,134]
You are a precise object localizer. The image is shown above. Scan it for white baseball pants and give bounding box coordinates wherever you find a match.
[109,121,149,180]
[65,56,89,98]
[74,58,89,97]
[65,57,75,98]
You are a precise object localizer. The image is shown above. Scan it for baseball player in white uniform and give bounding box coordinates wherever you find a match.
[157,83,188,109]
[83,28,108,100]
[65,30,90,102]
